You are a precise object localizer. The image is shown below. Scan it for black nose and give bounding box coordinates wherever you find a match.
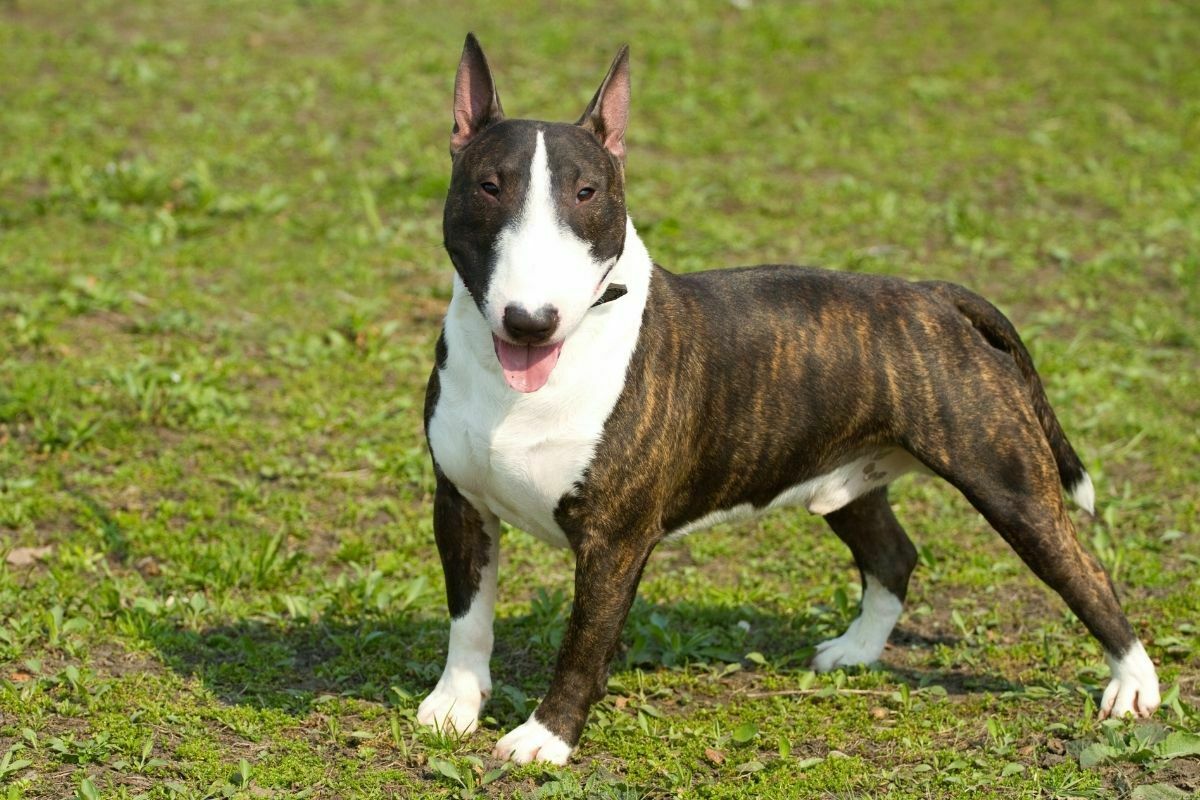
[502,303,559,343]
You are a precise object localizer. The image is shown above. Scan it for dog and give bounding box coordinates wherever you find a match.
[416,34,1160,765]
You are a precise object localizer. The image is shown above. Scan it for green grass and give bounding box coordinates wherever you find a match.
[1,0,1198,797]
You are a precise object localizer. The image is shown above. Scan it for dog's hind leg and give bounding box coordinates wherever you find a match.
[911,413,1160,719]
[813,487,917,671]
[417,473,500,736]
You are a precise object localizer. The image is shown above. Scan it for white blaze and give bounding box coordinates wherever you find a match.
[484,130,613,340]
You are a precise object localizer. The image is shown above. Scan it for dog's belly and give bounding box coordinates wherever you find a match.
[666,448,925,539]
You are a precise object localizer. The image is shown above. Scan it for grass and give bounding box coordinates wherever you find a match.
[1,0,1198,797]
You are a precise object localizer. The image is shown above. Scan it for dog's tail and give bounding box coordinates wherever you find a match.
[920,280,1094,514]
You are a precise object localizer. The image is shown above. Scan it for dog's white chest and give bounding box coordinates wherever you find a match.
[429,382,604,548]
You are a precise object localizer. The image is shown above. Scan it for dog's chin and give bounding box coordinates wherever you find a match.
[492,335,565,393]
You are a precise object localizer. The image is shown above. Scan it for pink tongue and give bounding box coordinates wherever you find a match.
[492,336,564,393]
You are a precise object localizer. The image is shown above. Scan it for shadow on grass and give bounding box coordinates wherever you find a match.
[68,484,130,563]
[144,613,450,715]
[142,598,1020,719]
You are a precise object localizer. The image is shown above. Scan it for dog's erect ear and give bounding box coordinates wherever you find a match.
[451,33,504,156]
[577,45,630,163]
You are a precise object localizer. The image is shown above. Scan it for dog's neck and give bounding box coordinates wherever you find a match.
[597,216,653,311]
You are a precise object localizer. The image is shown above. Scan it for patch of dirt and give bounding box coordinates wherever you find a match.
[55,309,134,343]
[1128,757,1200,795]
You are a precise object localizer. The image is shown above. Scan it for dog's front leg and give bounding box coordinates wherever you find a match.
[494,532,656,765]
[417,473,500,736]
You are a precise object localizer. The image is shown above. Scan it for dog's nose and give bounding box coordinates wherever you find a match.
[502,303,559,343]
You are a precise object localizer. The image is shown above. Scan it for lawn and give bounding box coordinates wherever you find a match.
[1,0,1198,797]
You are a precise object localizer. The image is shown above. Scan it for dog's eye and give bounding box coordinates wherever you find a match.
[576,187,595,203]
[480,181,500,197]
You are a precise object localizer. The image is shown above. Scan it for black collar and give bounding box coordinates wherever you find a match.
[590,283,627,308]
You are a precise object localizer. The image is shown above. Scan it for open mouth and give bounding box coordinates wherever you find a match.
[492,335,564,393]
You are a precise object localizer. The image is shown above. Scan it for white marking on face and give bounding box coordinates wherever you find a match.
[483,130,613,341]
[494,715,573,765]
[812,575,903,672]
[428,218,653,547]
[417,514,499,735]
[1100,640,1160,719]
[665,449,926,540]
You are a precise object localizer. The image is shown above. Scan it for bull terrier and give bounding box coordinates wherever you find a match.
[417,34,1160,765]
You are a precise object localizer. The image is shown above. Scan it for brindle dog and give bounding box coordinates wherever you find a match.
[418,34,1160,765]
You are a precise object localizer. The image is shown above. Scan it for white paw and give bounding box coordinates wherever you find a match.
[493,716,572,765]
[1100,641,1160,719]
[812,577,901,672]
[417,671,488,735]
[812,627,885,672]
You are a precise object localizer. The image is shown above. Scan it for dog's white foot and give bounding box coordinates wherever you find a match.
[493,716,572,765]
[417,668,489,735]
[812,576,902,672]
[1100,641,1160,719]
[812,626,886,671]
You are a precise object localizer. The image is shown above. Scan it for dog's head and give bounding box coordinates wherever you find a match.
[442,34,630,392]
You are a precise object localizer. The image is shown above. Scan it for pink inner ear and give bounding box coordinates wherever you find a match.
[453,62,494,151]
[601,81,629,159]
